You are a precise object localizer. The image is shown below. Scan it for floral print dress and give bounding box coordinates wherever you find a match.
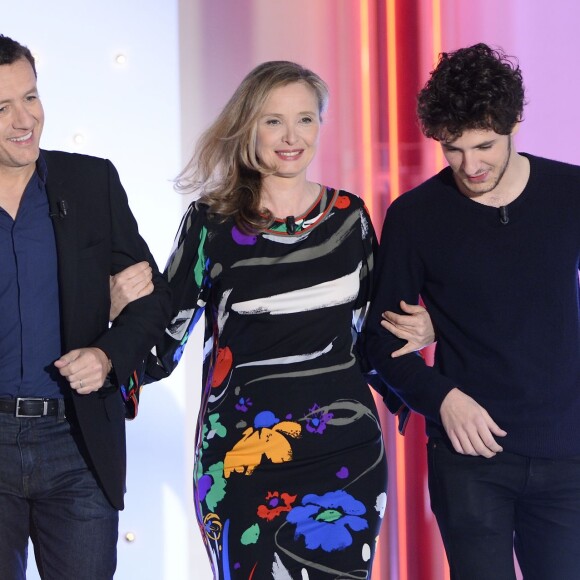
[146,187,388,579]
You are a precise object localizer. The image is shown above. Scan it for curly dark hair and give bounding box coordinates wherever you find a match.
[0,35,36,77]
[417,43,525,140]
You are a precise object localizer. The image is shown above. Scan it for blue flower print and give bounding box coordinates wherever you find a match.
[235,396,252,413]
[286,490,368,552]
[305,403,334,435]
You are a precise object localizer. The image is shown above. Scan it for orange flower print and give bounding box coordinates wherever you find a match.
[257,491,297,522]
[211,346,233,387]
[335,195,351,209]
[223,411,302,477]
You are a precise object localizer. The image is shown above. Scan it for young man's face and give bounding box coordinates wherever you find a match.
[0,58,44,177]
[440,128,515,198]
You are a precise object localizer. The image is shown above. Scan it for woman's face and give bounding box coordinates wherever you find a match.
[255,82,320,180]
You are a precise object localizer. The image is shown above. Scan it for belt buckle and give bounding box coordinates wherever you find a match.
[15,397,47,418]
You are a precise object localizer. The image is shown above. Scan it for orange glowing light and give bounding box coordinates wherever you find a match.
[386,0,401,204]
[360,0,374,219]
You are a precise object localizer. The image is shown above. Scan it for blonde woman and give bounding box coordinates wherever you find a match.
[114,61,433,579]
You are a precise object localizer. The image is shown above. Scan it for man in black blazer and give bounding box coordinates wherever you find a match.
[0,35,171,579]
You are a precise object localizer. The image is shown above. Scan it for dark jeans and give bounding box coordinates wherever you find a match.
[0,402,118,580]
[427,438,580,580]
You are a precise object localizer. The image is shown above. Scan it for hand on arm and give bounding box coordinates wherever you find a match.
[109,261,154,321]
[381,300,435,357]
[440,388,507,458]
[54,347,112,395]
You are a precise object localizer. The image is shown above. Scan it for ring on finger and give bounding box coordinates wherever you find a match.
[79,379,84,389]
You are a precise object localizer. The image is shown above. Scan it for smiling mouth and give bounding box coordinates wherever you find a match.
[276,150,303,159]
[466,172,488,182]
[9,132,33,143]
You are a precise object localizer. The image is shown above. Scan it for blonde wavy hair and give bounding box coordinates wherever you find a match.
[175,61,329,232]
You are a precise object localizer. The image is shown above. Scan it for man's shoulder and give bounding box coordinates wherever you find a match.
[41,149,110,171]
[527,153,580,180]
[389,167,454,214]
[40,150,119,189]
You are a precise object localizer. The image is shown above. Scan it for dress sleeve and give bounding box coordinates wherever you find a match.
[351,199,410,428]
[352,199,378,329]
[144,202,211,383]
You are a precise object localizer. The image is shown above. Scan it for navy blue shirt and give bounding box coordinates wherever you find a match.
[0,156,66,398]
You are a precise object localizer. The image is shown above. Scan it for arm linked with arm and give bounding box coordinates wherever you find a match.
[144,202,210,383]
[363,202,456,425]
[90,160,172,387]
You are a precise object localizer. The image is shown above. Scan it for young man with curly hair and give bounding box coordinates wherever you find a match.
[366,43,580,579]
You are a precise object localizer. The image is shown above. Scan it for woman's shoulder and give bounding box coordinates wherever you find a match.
[324,187,369,218]
[182,200,232,231]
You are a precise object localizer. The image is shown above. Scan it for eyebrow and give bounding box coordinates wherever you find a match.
[260,110,317,117]
[442,139,496,150]
[0,86,39,105]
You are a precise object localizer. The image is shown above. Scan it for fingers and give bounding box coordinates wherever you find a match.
[382,309,414,328]
[54,348,109,395]
[390,342,417,358]
[382,319,418,358]
[118,261,151,280]
[447,425,497,458]
[381,303,429,333]
[382,301,435,358]
[489,422,508,438]
[381,318,413,340]
[450,425,503,458]
[440,388,507,458]
[399,300,427,314]
[114,263,153,293]
[110,262,154,321]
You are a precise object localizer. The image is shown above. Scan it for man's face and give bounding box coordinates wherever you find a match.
[0,58,44,177]
[440,128,514,198]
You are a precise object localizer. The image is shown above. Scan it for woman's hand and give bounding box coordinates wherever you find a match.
[381,300,435,358]
[110,261,154,321]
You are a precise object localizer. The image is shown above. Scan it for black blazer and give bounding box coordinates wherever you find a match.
[43,150,171,510]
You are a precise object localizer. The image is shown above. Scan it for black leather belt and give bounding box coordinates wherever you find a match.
[0,397,61,417]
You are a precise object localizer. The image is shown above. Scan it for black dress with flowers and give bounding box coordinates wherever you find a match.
[147,187,388,579]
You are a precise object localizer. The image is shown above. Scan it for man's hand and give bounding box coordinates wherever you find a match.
[109,261,153,321]
[381,300,436,357]
[440,388,507,458]
[54,347,111,395]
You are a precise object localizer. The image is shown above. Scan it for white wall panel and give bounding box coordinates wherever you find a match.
[3,2,210,578]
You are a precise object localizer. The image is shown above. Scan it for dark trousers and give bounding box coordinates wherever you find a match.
[0,403,118,580]
[428,438,580,580]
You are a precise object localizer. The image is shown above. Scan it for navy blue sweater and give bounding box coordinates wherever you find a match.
[365,154,580,458]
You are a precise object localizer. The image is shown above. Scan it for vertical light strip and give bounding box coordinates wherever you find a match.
[386,0,401,203]
[432,3,450,580]
[360,0,374,220]
[385,3,408,579]
[432,0,445,172]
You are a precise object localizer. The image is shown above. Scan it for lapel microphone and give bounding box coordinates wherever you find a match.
[499,205,509,225]
[285,215,297,235]
[50,200,68,219]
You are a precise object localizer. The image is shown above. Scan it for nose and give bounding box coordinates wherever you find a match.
[282,124,297,145]
[461,152,480,176]
[12,103,35,129]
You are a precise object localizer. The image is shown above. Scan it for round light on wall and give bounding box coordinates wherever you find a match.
[125,532,136,543]
[115,53,127,65]
[73,133,85,145]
